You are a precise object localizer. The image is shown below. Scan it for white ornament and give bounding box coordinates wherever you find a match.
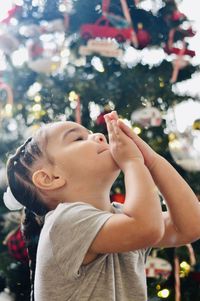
[146,255,172,279]
[131,106,162,128]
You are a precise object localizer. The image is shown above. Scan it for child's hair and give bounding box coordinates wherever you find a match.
[6,127,52,300]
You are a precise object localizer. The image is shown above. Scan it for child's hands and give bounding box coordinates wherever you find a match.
[108,111,158,170]
[104,113,144,171]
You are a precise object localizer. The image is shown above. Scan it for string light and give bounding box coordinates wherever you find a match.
[180,261,191,277]
[69,91,79,102]
[157,288,170,298]
[34,95,42,103]
[132,126,142,135]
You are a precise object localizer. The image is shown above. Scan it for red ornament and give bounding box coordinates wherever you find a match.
[136,24,151,49]
[4,227,29,263]
[96,112,106,125]
[96,108,112,125]
[111,193,125,204]
[171,10,186,22]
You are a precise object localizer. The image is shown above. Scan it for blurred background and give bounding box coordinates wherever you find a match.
[0,0,200,300]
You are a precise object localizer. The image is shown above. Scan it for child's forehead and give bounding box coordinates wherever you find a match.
[44,121,89,140]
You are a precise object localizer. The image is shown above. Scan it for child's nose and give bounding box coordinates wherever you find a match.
[91,133,107,144]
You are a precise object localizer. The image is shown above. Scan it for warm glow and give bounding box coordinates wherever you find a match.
[157,289,170,298]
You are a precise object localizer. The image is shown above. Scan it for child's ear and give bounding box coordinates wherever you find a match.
[32,169,66,190]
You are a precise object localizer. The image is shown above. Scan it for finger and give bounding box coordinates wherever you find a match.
[105,117,116,143]
[117,119,134,140]
[110,111,119,120]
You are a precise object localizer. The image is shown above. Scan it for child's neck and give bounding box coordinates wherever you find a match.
[64,187,112,212]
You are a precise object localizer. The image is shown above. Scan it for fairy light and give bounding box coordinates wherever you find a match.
[180,261,191,277]
[32,104,42,112]
[4,104,13,116]
[157,289,170,298]
[132,126,142,135]
[34,94,42,103]
[91,57,105,72]
[69,91,79,102]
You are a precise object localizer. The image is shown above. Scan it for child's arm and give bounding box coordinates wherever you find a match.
[117,115,200,247]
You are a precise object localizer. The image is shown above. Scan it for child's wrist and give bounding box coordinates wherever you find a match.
[122,158,145,172]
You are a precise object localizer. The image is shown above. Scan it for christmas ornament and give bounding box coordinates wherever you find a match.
[164,22,196,83]
[145,255,172,279]
[131,106,162,128]
[166,100,200,171]
[80,15,133,43]
[136,23,151,49]
[79,39,123,58]
[171,10,186,23]
[110,193,125,204]
[102,0,138,47]
[96,106,112,126]
[3,227,29,264]
[27,39,61,74]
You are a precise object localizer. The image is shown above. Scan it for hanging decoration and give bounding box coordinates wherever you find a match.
[79,39,123,58]
[27,38,61,74]
[80,15,133,44]
[166,100,200,172]
[79,0,140,56]
[145,250,172,279]
[163,14,196,83]
[96,105,112,126]
[131,106,162,128]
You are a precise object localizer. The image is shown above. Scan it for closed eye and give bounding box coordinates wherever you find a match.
[74,136,84,141]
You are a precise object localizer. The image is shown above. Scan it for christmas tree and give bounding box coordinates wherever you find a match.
[0,0,200,300]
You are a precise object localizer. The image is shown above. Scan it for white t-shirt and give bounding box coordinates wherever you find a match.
[34,202,149,301]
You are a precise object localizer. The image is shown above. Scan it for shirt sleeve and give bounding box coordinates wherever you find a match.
[49,202,113,279]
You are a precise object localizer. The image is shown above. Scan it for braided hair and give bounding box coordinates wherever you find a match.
[6,127,51,301]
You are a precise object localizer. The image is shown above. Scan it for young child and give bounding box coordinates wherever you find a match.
[4,111,200,301]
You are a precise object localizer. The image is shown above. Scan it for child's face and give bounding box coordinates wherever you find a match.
[44,121,119,183]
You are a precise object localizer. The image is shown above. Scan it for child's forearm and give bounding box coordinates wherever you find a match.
[150,155,200,238]
[123,160,164,234]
